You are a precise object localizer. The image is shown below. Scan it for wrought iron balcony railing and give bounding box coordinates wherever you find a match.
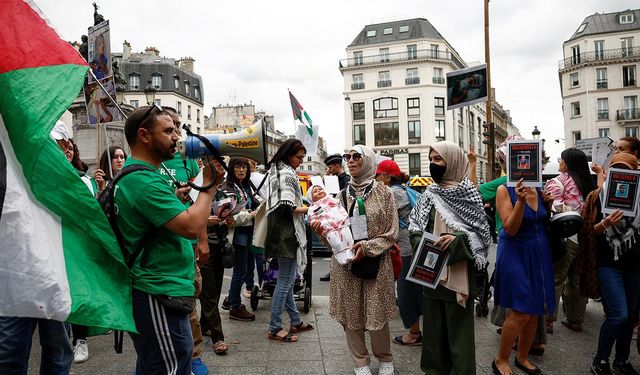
[617,108,640,121]
[596,80,608,89]
[340,48,465,70]
[597,110,609,120]
[351,82,365,90]
[433,77,445,84]
[559,47,640,70]
[405,77,420,85]
[377,80,392,88]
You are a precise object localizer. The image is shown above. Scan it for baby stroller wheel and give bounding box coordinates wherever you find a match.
[303,287,311,313]
[250,285,260,311]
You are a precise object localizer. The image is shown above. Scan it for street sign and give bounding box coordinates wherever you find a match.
[575,137,613,159]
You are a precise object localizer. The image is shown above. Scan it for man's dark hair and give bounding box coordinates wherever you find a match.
[619,136,640,158]
[269,139,306,168]
[124,106,167,146]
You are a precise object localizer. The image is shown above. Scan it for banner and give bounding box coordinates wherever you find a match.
[87,20,112,82]
[84,76,121,125]
[446,64,488,110]
[506,139,543,187]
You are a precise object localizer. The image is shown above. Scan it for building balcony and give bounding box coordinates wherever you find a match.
[340,48,465,70]
[405,77,420,85]
[623,79,637,87]
[617,108,640,122]
[351,82,365,90]
[558,47,640,70]
[596,80,608,89]
[598,110,609,120]
[377,80,392,88]
[433,77,445,84]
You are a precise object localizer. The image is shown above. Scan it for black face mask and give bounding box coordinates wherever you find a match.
[429,163,447,184]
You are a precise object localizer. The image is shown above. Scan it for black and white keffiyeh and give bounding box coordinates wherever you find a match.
[409,177,491,267]
[600,188,640,261]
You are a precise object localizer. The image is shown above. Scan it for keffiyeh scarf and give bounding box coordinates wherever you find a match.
[600,189,640,261]
[409,177,491,267]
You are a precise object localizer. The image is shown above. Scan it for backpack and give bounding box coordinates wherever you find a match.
[399,185,421,229]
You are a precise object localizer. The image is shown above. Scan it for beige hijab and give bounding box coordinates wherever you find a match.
[429,141,469,188]
[348,145,377,193]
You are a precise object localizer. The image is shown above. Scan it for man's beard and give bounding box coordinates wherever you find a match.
[153,140,177,161]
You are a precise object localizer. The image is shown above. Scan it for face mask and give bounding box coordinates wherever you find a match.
[429,163,447,184]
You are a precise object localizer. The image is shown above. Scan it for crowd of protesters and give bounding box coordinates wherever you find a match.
[0,107,639,375]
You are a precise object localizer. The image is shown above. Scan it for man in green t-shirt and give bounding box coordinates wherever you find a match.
[116,105,224,374]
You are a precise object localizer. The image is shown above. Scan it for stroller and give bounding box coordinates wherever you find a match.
[473,263,492,317]
[249,226,313,313]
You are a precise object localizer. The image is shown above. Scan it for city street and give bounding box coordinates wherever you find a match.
[28,246,640,374]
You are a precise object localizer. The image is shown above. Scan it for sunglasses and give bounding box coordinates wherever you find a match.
[139,103,163,127]
[343,153,363,162]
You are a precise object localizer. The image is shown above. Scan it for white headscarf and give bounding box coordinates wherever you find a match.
[348,145,377,192]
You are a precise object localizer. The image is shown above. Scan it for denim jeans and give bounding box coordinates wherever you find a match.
[0,317,72,375]
[269,257,302,332]
[228,244,249,310]
[595,267,640,362]
[244,252,265,290]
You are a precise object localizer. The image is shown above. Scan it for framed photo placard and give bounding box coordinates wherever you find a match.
[406,232,450,289]
[602,168,640,218]
[506,139,543,187]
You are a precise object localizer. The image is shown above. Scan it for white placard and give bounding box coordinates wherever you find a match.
[297,124,319,157]
[324,175,340,195]
[310,175,324,188]
[592,143,614,169]
[250,172,268,201]
[188,169,204,202]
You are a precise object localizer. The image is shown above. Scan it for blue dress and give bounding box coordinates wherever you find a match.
[494,187,556,316]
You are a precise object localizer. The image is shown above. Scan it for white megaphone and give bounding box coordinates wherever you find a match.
[177,121,268,165]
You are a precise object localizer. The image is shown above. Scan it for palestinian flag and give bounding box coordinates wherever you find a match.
[0,0,135,332]
[289,90,313,136]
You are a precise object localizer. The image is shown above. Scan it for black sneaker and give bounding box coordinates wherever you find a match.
[229,305,255,322]
[221,297,230,311]
[612,360,639,375]
[592,360,611,375]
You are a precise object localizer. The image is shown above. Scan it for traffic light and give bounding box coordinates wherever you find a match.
[482,122,494,146]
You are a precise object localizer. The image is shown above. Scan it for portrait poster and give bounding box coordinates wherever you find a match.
[446,64,488,110]
[406,232,450,289]
[83,76,121,125]
[87,20,112,83]
[506,139,543,187]
[602,168,640,217]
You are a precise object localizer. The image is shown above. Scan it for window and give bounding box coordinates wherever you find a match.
[626,127,639,138]
[597,98,609,120]
[129,74,140,90]
[409,154,421,176]
[399,25,409,33]
[354,51,363,66]
[624,95,638,110]
[374,122,399,146]
[195,86,200,100]
[185,81,190,95]
[406,68,419,85]
[352,102,365,120]
[430,44,439,59]
[197,109,201,123]
[435,120,445,141]
[571,45,581,65]
[571,102,581,117]
[407,98,420,116]
[377,71,391,88]
[469,113,475,142]
[408,120,421,144]
[177,102,182,115]
[373,97,398,118]
[308,165,312,171]
[570,72,579,87]
[433,67,444,84]
[307,156,312,162]
[577,23,587,33]
[353,124,366,145]
[151,74,162,89]
[379,48,389,63]
[434,97,445,116]
[458,108,463,123]
[621,37,634,57]
[130,99,139,108]
[573,131,581,144]
[623,66,636,87]
[458,125,464,148]
[383,27,393,35]
[407,44,417,60]
[366,30,376,37]
[352,73,364,90]
[596,68,608,89]
[598,128,610,138]
[187,105,192,120]
[174,76,180,90]
[620,14,634,24]
[594,40,604,60]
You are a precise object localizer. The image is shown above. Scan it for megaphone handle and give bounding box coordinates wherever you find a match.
[182,125,227,192]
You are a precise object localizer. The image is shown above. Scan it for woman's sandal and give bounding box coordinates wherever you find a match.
[268,329,298,342]
[392,333,422,346]
[213,341,228,355]
[290,321,315,333]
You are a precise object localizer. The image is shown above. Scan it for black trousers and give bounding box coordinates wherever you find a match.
[199,241,225,343]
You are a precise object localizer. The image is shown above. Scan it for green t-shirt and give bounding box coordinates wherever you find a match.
[478,175,507,235]
[115,158,194,297]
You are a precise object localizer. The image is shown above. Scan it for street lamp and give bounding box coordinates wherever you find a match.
[531,126,541,140]
[144,80,156,105]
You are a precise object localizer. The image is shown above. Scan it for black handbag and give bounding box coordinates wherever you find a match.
[155,295,195,315]
[350,253,382,279]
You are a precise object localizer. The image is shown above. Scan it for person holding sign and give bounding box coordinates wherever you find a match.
[578,153,640,375]
[492,176,556,375]
[408,141,491,375]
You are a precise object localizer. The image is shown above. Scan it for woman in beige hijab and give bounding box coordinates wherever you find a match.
[409,141,491,375]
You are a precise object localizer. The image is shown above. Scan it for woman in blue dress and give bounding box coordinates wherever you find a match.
[492,179,555,375]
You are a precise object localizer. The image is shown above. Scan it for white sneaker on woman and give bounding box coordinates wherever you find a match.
[378,361,395,375]
[354,365,372,375]
[73,339,89,363]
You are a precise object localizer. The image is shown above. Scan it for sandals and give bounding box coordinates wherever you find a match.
[392,333,422,346]
[213,341,228,355]
[268,329,298,342]
[290,321,315,333]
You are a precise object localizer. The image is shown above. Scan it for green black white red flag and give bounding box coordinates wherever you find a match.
[0,0,135,332]
[288,90,314,136]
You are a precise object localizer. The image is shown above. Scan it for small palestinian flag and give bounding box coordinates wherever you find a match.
[289,90,313,136]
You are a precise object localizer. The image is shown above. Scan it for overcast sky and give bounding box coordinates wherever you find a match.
[38,0,632,157]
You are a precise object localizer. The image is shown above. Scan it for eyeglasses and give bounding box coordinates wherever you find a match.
[139,103,163,127]
[233,165,248,170]
[343,153,362,162]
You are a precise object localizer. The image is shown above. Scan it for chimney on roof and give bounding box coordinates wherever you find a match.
[178,57,195,73]
[144,46,160,56]
[123,40,132,60]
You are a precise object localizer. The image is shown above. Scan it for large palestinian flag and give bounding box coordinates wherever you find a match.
[0,0,135,331]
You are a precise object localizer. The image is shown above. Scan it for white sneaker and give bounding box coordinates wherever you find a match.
[73,339,89,363]
[354,365,372,375]
[378,361,395,375]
